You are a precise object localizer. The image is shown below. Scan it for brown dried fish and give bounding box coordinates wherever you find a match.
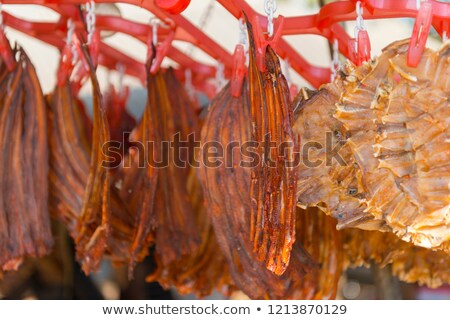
[296,207,343,299]
[0,49,52,271]
[247,20,299,275]
[198,80,315,299]
[72,46,112,274]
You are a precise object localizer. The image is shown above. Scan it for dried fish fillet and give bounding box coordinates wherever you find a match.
[247,21,299,275]
[295,207,343,299]
[73,46,112,274]
[198,80,315,299]
[294,40,450,252]
[0,49,52,271]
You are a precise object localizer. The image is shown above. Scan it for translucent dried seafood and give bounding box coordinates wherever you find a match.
[198,80,315,299]
[296,207,343,299]
[294,40,450,252]
[0,49,52,271]
[342,226,450,288]
[247,21,299,275]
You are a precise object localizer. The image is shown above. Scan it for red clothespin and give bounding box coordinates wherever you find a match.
[252,15,285,72]
[89,29,100,69]
[348,1,371,66]
[408,2,433,67]
[155,0,191,15]
[289,84,298,100]
[0,28,16,71]
[0,6,16,71]
[147,18,175,74]
[231,44,246,97]
[57,19,77,86]
[357,29,371,64]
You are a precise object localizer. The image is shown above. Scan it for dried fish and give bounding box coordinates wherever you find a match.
[247,20,299,275]
[296,207,343,299]
[198,80,315,299]
[0,49,52,271]
[294,40,450,253]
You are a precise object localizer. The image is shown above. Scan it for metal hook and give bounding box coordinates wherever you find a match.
[264,0,277,37]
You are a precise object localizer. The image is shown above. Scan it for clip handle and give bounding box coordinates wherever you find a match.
[253,15,285,72]
[231,44,246,98]
[357,29,371,64]
[408,2,433,67]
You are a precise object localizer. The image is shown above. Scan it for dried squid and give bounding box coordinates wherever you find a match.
[0,49,52,271]
[247,20,299,275]
[198,80,315,299]
[294,39,450,253]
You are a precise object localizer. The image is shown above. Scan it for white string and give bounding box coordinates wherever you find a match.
[331,39,340,81]
[86,0,96,45]
[66,18,78,64]
[264,0,277,37]
[150,17,159,46]
[354,1,365,54]
[239,18,249,64]
[186,0,215,56]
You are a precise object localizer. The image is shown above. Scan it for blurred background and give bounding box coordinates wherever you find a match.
[0,0,449,300]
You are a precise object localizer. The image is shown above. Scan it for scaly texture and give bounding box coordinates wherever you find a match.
[295,40,450,252]
[198,80,315,299]
[247,20,298,275]
[0,49,52,271]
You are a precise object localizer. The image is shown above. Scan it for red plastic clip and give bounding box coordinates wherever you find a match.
[230,44,246,97]
[0,28,16,71]
[147,19,175,74]
[89,29,100,69]
[357,29,371,64]
[252,15,285,72]
[408,2,433,67]
[57,41,75,86]
[155,0,191,15]
[347,30,371,66]
[289,84,298,100]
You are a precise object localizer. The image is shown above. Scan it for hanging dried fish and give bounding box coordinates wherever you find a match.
[47,75,91,236]
[295,40,450,253]
[342,226,450,288]
[143,70,231,296]
[48,51,137,272]
[198,80,315,299]
[247,20,299,275]
[295,207,343,299]
[0,49,52,271]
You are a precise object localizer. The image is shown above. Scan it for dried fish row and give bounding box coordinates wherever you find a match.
[0,48,52,272]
